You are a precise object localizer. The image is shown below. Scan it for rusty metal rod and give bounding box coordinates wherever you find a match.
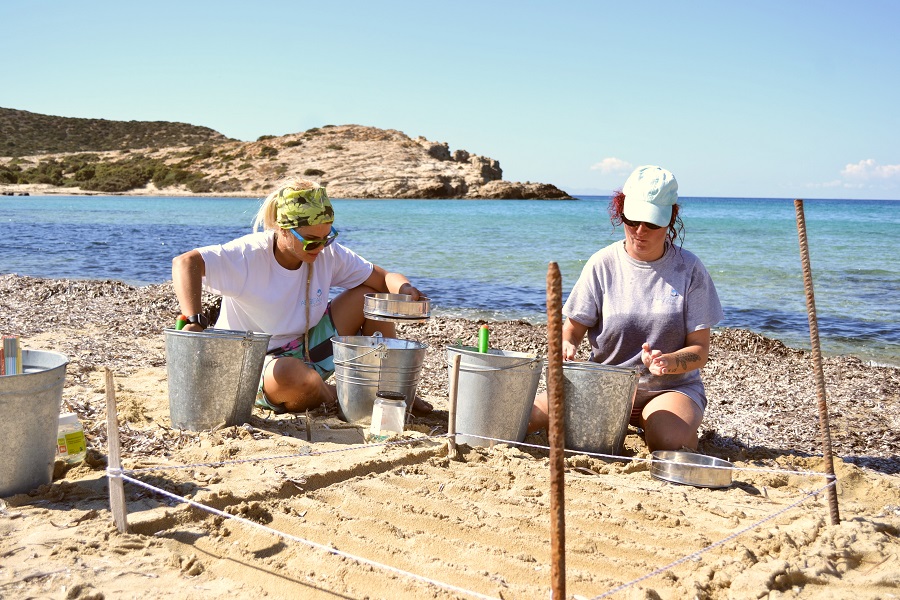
[546,262,566,599]
[794,199,840,525]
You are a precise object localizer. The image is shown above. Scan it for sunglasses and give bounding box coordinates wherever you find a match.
[621,215,663,230]
[290,226,339,251]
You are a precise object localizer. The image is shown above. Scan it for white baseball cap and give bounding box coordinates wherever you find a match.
[622,165,678,227]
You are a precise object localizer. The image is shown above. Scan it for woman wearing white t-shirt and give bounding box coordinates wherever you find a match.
[529,166,722,451]
[172,178,432,416]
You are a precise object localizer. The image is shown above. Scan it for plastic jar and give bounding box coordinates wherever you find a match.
[369,391,407,442]
[57,412,86,464]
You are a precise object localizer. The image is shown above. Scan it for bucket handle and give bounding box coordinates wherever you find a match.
[451,356,543,372]
[335,343,389,366]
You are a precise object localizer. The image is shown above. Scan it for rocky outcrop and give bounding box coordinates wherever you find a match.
[0,123,572,199]
[212,125,569,199]
[470,180,575,200]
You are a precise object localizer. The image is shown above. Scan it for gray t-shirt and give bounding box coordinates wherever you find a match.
[564,241,723,409]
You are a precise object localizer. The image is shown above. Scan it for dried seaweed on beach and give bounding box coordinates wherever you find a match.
[2,273,898,473]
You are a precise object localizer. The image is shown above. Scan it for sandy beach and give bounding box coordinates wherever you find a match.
[1,274,898,599]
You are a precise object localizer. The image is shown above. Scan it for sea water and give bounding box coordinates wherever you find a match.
[1,194,897,366]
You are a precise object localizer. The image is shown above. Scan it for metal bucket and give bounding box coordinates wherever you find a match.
[448,346,542,447]
[0,350,68,497]
[332,335,428,423]
[165,328,271,431]
[559,361,640,455]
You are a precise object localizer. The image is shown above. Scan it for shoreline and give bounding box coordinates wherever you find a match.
[0,182,576,200]
[2,269,897,369]
[1,182,273,198]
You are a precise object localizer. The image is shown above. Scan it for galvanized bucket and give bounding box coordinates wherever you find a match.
[332,335,428,423]
[448,346,542,447]
[165,328,271,431]
[558,361,640,455]
[0,350,68,497]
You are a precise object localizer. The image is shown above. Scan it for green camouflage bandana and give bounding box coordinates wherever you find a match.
[274,186,334,229]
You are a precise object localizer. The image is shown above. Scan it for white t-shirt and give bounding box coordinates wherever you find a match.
[564,241,723,408]
[198,231,373,350]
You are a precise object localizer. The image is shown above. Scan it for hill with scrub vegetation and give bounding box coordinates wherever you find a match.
[0,107,231,156]
[0,107,570,199]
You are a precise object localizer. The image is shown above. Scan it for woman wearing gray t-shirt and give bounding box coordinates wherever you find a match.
[529,165,723,452]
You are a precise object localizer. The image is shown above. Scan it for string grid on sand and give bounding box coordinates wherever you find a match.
[107,425,837,600]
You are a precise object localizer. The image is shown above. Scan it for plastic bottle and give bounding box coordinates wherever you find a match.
[57,412,86,464]
[175,314,188,330]
[369,391,407,442]
[478,325,490,353]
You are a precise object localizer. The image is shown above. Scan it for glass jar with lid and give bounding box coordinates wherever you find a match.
[369,390,407,442]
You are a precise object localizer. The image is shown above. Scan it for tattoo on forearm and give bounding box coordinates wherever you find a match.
[672,351,700,372]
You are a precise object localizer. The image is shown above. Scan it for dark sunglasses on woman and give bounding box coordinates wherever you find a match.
[621,215,663,230]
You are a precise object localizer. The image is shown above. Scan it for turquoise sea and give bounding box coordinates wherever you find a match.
[1,195,898,367]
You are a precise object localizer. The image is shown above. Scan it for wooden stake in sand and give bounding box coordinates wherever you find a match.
[447,353,462,461]
[794,199,840,525]
[105,368,129,533]
[546,262,566,599]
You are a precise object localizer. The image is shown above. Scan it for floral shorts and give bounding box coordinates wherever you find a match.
[255,304,338,414]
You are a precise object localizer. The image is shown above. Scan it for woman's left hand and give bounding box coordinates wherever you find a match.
[398,282,423,301]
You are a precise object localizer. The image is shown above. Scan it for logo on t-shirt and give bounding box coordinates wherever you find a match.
[311,287,324,307]
[662,287,682,305]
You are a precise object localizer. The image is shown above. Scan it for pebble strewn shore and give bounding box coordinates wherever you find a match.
[2,273,898,473]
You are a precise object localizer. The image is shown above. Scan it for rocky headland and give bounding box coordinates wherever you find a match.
[0,108,571,199]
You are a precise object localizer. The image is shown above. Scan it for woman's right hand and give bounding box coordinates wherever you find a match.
[641,342,668,375]
[561,317,589,362]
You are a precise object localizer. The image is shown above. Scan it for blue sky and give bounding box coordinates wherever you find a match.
[2,1,898,199]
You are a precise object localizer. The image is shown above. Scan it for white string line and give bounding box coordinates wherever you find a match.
[457,433,834,479]
[586,479,838,600]
[122,433,451,475]
[116,472,501,600]
[110,433,835,600]
[124,427,831,481]
[111,462,835,600]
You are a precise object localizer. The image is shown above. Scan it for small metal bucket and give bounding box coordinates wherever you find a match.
[165,328,271,431]
[0,350,68,497]
[332,335,428,423]
[558,361,639,455]
[448,346,542,447]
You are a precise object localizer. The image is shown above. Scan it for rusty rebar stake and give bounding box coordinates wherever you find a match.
[794,199,840,525]
[546,262,566,599]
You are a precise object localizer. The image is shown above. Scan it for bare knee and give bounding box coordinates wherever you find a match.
[527,392,549,433]
[264,358,334,412]
[331,285,396,336]
[642,410,700,452]
[639,392,703,452]
[362,318,395,337]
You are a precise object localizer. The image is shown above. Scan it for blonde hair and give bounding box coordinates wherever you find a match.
[252,177,323,232]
